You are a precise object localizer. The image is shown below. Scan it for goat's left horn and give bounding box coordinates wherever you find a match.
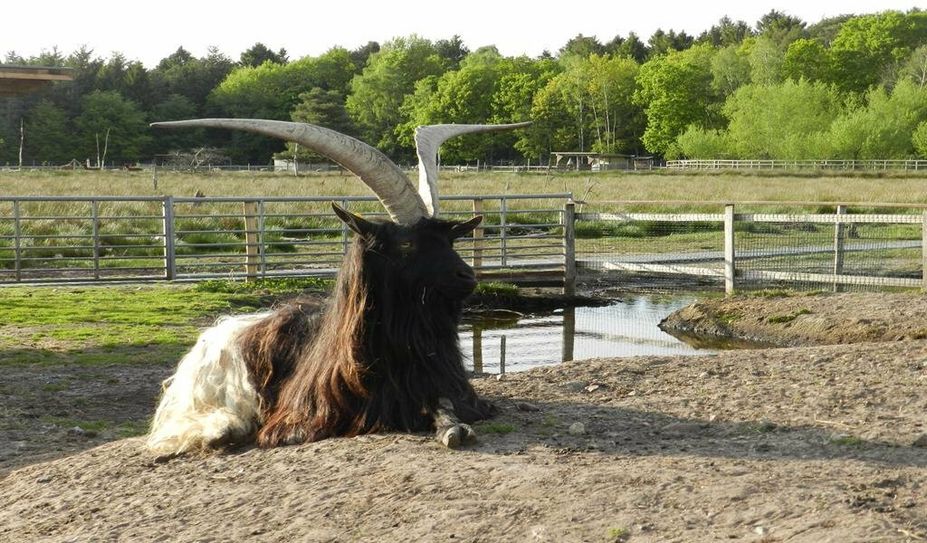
[151,119,428,225]
[414,121,532,216]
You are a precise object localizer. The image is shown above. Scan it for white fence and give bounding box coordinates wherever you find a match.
[577,204,927,293]
[666,159,927,171]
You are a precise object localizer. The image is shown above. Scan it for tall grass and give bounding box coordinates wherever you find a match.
[3,169,927,208]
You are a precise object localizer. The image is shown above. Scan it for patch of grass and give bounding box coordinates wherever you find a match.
[194,277,332,295]
[715,311,741,324]
[0,284,277,366]
[473,282,519,297]
[41,383,69,392]
[41,417,109,432]
[115,419,150,438]
[767,308,812,324]
[748,289,795,298]
[606,526,630,542]
[830,435,865,447]
[476,421,517,434]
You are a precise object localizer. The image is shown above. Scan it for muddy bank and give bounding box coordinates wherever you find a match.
[660,292,927,347]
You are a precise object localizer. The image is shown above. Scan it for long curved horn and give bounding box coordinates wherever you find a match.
[151,119,428,225]
[414,121,532,216]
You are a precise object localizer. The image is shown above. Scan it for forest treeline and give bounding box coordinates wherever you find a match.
[3,8,927,166]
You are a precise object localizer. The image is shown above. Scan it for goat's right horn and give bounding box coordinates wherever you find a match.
[151,119,428,225]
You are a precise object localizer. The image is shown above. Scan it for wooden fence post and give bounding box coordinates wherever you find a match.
[923,211,927,291]
[472,198,484,279]
[561,306,575,362]
[472,325,483,374]
[833,205,847,292]
[243,201,259,281]
[724,204,736,295]
[562,200,577,296]
[161,196,175,280]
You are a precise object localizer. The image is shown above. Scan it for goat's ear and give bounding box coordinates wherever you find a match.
[331,202,376,237]
[450,215,483,239]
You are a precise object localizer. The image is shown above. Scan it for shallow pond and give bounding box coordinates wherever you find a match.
[460,294,710,374]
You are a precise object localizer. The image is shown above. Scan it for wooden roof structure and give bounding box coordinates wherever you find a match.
[0,66,73,97]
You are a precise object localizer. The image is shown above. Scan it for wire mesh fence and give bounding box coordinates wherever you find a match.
[576,202,926,293]
[0,194,573,285]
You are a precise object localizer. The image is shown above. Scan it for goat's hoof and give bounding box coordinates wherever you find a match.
[438,424,476,449]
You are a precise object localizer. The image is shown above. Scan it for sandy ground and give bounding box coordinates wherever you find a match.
[1,293,927,542]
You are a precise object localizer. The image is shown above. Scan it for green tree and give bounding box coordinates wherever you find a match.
[747,36,785,85]
[722,80,843,158]
[711,44,751,96]
[149,94,201,153]
[900,44,927,87]
[611,33,648,63]
[828,79,927,158]
[756,10,806,46]
[209,47,355,161]
[279,87,357,160]
[912,119,927,156]
[697,16,753,47]
[829,11,927,93]
[346,35,447,156]
[75,90,150,163]
[783,39,833,82]
[633,44,718,155]
[647,29,694,58]
[558,34,605,59]
[24,100,72,163]
[240,43,288,67]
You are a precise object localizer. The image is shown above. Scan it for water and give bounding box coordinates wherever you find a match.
[460,294,709,374]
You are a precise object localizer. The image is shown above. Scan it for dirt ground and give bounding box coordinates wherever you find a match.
[2,293,926,542]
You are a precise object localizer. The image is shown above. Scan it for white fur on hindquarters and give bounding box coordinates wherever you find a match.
[146,313,271,456]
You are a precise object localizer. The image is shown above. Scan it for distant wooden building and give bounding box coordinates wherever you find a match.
[0,66,73,97]
[550,151,654,171]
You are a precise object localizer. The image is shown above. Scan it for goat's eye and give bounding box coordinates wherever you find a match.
[398,240,414,253]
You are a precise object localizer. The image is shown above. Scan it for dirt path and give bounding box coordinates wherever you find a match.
[2,334,926,542]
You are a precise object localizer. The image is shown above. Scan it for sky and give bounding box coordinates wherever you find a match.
[4,0,926,66]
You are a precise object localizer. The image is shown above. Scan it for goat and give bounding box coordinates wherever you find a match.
[146,118,529,455]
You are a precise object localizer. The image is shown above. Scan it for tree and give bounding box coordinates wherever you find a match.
[149,94,201,153]
[75,90,150,163]
[209,47,356,162]
[912,120,927,157]
[647,29,694,58]
[346,35,447,156]
[611,33,648,63]
[757,10,806,46]
[900,44,927,87]
[721,80,842,159]
[349,41,380,71]
[240,43,288,67]
[435,35,469,69]
[279,87,357,160]
[150,47,235,116]
[398,48,535,161]
[829,11,927,93]
[747,36,785,85]
[711,44,751,96]
[828,79,927,159]
[24,100,72,163]
[697,17,752,47]
[558,34,605,59]
[783,39,832,82]
[633,44,718,156]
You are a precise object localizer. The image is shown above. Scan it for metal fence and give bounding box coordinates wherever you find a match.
[0,194,574,287]
[4,195,927,294]
[576,202,927,293]
[666,159,927,171]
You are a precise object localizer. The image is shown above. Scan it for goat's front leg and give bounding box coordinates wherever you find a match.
[433,397,477,448]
